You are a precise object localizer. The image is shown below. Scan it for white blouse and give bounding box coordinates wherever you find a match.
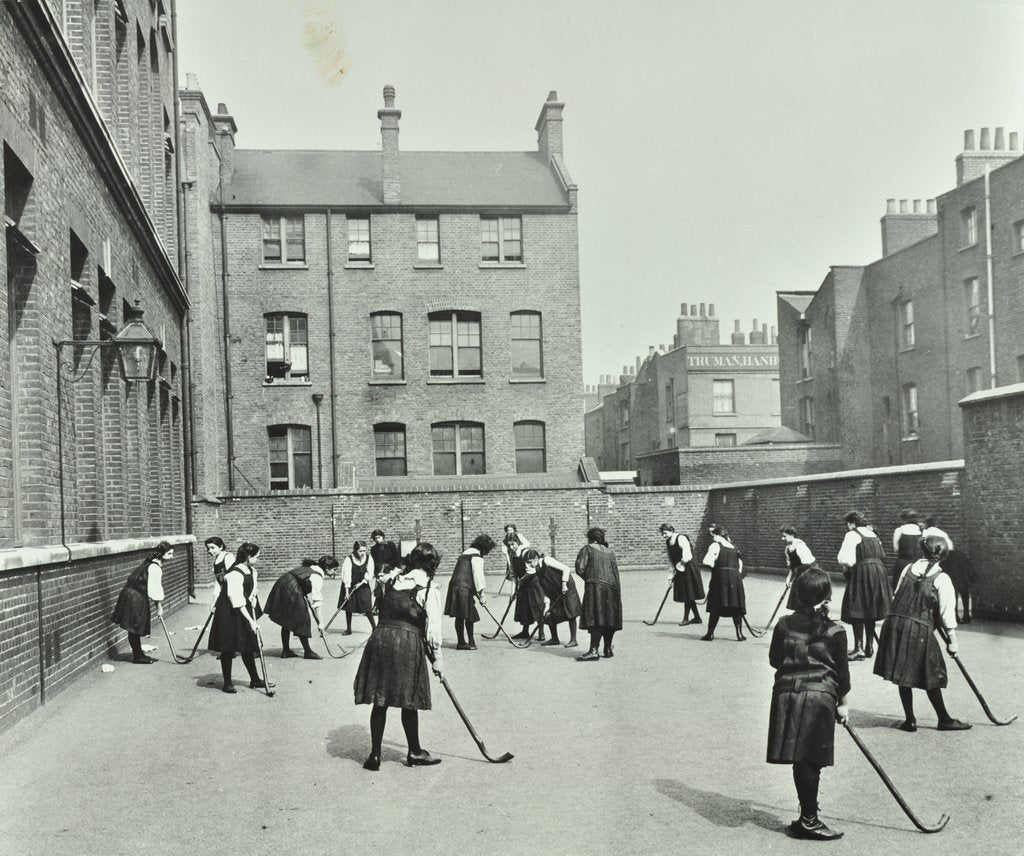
[341,555,376,589]
[785,538,816,566]
[208,551,235,607]
[892,523,923,553]
[921,526,954,551]
[460,548,487,593]
[837,527,879,567]
[702,536,743,574]
[389,568,443,650]
[147,561,164,602]
[895,559,958,631]
[669,534,694,566]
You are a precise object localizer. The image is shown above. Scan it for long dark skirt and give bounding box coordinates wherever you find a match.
[549,583,582,623]
[110,587,150,636]
[942,549,978,595]
[785,563,820,610]
[345,584,374,616]
[444,585,479,622]
[841,559,892,622]
[514,575,546,624]
[580,581,622,631]
[208,603,259,655]
[672,560,705,602]
[353,620,431,710]
[264,573,312,636]
[873,616,948,689]
[767,689,837,766]
[706,567,746,617]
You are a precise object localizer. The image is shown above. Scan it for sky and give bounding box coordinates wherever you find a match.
[176,0,1024,385]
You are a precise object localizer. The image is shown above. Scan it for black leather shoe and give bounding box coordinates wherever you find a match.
[250,678,276,689]
[363,754,381,771]
[407,750,442,766]
[541,639,559,646]
[789,817,843,840]
[456,642,472,650]
[342,630,353,636]
[222,683,237,694]
[700,633,714,641]
[603,647,614,658]
[303,651,322,660]
[280,650,298,658]
[467,642,477,650]
[937,718,972,731]
[132,655,156,664]
[511,631,531,640]
[895,719,917,733]
[575,649,600,661]
[848,649,866,661]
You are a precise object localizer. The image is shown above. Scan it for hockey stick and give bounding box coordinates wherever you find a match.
[843,720,949,833]
[936,627,1017,726]
[427,649,513,764]
[157,613,212,664]
[482,590,517,640]
[306,601,350,659]
[515,591,568,648]
[253,627,277,697]
[323,579,367,632]
[642,583,673,627]
[746,573,793,637]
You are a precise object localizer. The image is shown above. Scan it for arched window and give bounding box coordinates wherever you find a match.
[429,311,481,378]
[370,312,403,379]
[431,422,485,475]
[510,311,542,378]
[268,424,312,490]
[514,421,546,473]
[374,423,407,476]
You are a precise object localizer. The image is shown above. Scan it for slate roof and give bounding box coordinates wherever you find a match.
[776,292,815,315]
[222,150,571,209]
[742,425,814,445]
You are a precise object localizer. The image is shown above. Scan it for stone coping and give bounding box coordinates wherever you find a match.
[0,533,196,573]
[959,382,1024,407]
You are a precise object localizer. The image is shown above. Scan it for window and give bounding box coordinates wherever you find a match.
[800,396,815,440]
[480,215,522,262]
[714,433,737,447]
[962,206,977,247]
[1018,354,1024,383]
[964,278,981,336]
[429,311,481,378]
[665,379,675,424]
[371,312,403,379]
[899,300,915,350]
[510,311,542,378]
[261,215,305,264]
[268,425,312,490]
[432,422,485,475]
[265,314,308,381]
[619,400,630,427]
[416,216,439,263]
[1015,220,1024,253]
[347,215,371,262]
[374,424,407,476]
[966,366,983,394]
[901,384,918,439]
[514,421,546,473]
[712,379,735,414]
[798,325,812,379]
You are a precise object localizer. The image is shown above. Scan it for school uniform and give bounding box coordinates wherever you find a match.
[370,540,402,573]
[784,539,818,610]
[873,560,956,690]
[354,569,442,710]
[667,534,705,603]
[208,552,235,610]
[444,548,484,622]
[535,556,582,623]
[264,564,325,637]
[340,554,376,614]
[703,536,746,617]
[837,527,891,622]
[110,558,164,636]
[513,555,547,625]
[890,523,923,588]
[576,543,622,631]
[208,564,259,655]
[767,613,850,766]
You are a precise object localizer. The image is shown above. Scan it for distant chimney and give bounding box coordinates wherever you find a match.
[211,102,238,183]
[1012,132,1020,149]
[749,320,766,345]
[680,303,688,316]
[536,90,565,163]
[648,346,655,356]
[675,298,720,346]
[731,319,745,346]
[956,127,1019,185]
[770,325,777,345]
[708,303,715,317]
[880,196,938,257]
[699,302,706,317]
[378,85,401,204]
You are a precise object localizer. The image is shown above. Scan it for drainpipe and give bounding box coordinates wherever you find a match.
[984,164,997,387]
[325,209,338,486]
[312,392,324,488]
[218,198,235,491]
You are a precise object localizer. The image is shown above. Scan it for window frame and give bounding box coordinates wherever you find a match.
[712,379,736,415]
[373,423,407,476]
[431,421,486,475]
[347,215,372,263]
[416,215,440,263]
[964,278,981,337]
[513,420,547,474]
[428,311,482,379]
[370,311,404,380]
[264,312,309,382]
[901,383,919,439]
[665,378,675,424]
[261,214,306,265]
[962,206,977,248]
[268,424,313,490]
[509,310,543,379]
[800,395,815,440]
[480,215,523,263]
[899,300,915,350]
[965,366,983,395]
[798,325,812,379]
[714,433,737,448]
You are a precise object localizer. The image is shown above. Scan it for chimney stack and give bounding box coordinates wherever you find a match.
[995,127,1006,149]
[1011,132,1020,149]
[699,302,706,317]
[880,195,938,257]
[535,90,565,163]
[211,102,238,182]
[731,319,745,346]
[378,85,402,204]
[957,127,1019,185]
[749,319,766,345]
[708,303,715,317]
[680,303,688,316]
[770,325,777,345]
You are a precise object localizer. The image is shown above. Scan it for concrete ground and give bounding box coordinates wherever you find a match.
[1,571,1022,856]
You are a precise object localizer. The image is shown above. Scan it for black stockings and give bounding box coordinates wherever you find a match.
[368,705,422,757]
[899,686,954,724]
[793,759,822,818]
[220,652,258,686]
[281,628,312,654]
[128,633,144,658]
[683,601,702,622]
[454,619,477,646]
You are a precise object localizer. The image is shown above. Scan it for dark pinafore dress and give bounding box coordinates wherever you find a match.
[576,543,623,631]
[444,552,480,621]
[784,544,820,611]
[840,532,892,622]
[208,566,259,655]
[873,565,948,689]
[110,560,155,636]
[891,527,922,589]
[767,613,850,767]
[536,561,582,623]
[354,579,432,710]
[265,566,319,637]
[706,541,745,617]
[668,535,705,603]
[343,556,374,615]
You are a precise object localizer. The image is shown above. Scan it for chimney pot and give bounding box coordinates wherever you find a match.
[217,102,229,114]
[927,198,936,214]
[708,303,715,317]
[186,72,200,90]
[699,302,706,317]
[680,303,688,316]
[995,127,1005,149]
[752,318,758,331]
[886,198,897,214]
[1011,131,1020,150]
[913,199,923,214]
[383,85,396,108]
[648,346,655,355]
[734,320,741,331]
[964,129,976,150]
[899,199,909,213]
[980,127,991,150]
[690,304,697,316]
[659,344,666,352]
[622,365,629,375]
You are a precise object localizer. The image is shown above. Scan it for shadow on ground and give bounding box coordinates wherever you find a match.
[654,779,787,832]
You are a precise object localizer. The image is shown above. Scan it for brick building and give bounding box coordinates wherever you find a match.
[584,302,781,472]
[1,0,192,730]
[182,84,584,495]
[778,127,1024,468]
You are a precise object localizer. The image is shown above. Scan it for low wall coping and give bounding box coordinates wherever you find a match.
[959,382,1024,408]
[0,533,196,573]
[702,459,965,491]
[635,443,843,460]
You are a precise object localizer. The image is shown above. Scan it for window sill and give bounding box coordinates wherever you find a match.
[963,332,981,340]
[959,244,977,252]
[413,263,443,270]
[901,435,920,442]
[344,262,375,270]
[509,378,545,384]
[369,379,407,386]
[478,262,526,269]
[797,376,813,383]
[898,346,915,354]
[712,412,737,417]
[263,380,312,388]
[259,263,308,270]
[427,377,485,385]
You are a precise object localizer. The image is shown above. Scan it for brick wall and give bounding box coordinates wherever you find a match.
[636,443,844,486]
